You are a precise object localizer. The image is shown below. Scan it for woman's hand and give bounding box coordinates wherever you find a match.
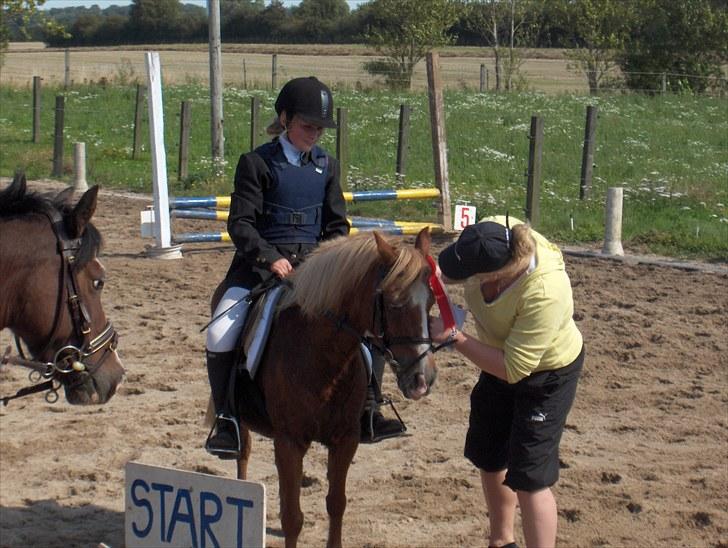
[270,258,294,278]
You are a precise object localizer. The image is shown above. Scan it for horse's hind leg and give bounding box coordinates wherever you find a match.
[325,437,359,548]
[236,425,251,480]
[274,436,308,548]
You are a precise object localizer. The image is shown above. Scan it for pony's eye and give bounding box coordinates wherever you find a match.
[93,279,105,290]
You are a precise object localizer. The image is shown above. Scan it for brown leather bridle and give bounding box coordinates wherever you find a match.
[1,208,118,405]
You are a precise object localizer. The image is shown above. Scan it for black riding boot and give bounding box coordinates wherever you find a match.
[205,350,241,459]
[360,353,405,443]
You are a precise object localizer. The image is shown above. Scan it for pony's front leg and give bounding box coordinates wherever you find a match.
[325,436,359,548]
[274,436,308,548]
[236,425,251,480]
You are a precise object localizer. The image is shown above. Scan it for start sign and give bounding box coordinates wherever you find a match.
[125,462,266,548]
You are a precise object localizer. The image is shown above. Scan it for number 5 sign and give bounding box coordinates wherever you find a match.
[454,204,477,231]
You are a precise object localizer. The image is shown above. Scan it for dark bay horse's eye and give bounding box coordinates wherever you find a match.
[93,279,105,291]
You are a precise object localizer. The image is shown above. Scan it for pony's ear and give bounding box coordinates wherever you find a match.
[67,185,99,238]
[414,226,431,256]
[374,230,398,266]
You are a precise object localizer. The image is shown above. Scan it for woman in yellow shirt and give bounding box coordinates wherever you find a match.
[430,216,584,548]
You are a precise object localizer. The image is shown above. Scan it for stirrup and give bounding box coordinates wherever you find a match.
[205,414,242,460]
[361,398,407,443]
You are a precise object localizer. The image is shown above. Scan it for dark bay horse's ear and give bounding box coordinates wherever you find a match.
[67,185,99,238]
[9,170,27,199]
[55,185,76,204]
[414,226,431,256]
[373,230,398,266]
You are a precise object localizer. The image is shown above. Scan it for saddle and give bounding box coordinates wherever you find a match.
[226,284,286,427]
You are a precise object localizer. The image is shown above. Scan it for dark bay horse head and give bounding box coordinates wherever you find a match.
[0,172,125,404]
[286,227,438,401]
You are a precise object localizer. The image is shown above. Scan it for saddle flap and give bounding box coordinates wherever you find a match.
[239,285,286,378]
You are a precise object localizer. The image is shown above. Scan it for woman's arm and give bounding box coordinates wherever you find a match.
[227,153,285,267]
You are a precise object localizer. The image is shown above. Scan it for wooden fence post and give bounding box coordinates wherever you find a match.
[480,64,488,93]
[525,115,544,227]
[52,95,65,177]
[132,83,146,159]
[336,107,349,191]
[579,105,598,200]
[396,104,410,183]
[64,49,71,89]
[602,187,624,255]
[178,100,191,181]
[426,51,452,231]
[32,76,41,144]
[250,96,261,151]
[271,54,278,91]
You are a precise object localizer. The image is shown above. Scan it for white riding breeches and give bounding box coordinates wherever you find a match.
[206,286,251,353]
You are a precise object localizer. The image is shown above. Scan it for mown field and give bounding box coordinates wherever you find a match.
[0,46,726,260]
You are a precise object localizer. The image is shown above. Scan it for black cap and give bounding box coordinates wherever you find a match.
[438,222,512,280]
[274,76,337,129]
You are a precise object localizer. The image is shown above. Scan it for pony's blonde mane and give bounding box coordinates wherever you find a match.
[282,232,425,317]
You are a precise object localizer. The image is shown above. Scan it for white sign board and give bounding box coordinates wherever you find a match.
[125,462,265,548]
[454,204,477,231]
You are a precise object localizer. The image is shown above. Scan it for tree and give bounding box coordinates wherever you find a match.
[364,0,460,89]
[1,0,65,67]
[128,0,182,42]
[558,0,635,95]
[461,0,539,91]
[291,0,350,43]
[619,0,728,94]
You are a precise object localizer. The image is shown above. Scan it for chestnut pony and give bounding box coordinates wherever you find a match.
[213,227,437,547]
[0,173,124,405]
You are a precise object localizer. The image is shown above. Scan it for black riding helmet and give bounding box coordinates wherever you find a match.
[274,76,337,129]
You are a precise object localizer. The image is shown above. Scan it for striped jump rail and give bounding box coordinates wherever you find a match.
[172,209,444,232]
[168,188,441,210]
[173,223,439,244]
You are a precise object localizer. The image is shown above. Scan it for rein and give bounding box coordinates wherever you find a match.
[1,209,118,406]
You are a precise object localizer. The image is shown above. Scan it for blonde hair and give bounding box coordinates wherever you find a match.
[476,223,535,283]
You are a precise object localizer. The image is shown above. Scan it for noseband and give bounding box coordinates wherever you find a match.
[2,209,118,405]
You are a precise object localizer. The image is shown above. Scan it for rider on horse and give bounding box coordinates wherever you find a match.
[205,77,404,459]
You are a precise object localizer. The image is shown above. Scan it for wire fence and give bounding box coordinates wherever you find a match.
[2,48,726,96]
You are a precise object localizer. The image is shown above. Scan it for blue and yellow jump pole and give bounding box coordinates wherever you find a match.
[169,188,440,210]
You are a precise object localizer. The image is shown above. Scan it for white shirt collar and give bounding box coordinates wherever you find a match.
[279,133,303,166]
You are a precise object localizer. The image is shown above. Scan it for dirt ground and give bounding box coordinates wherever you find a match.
[1,181,726,548]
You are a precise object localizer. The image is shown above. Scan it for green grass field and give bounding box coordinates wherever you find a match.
[1,82,726,261]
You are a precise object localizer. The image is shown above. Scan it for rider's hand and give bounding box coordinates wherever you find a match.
[270,258,294,279]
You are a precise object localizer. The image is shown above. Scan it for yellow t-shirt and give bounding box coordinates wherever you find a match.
[463,216,583,384]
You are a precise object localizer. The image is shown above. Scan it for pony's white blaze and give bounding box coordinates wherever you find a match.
[410,279,432,371]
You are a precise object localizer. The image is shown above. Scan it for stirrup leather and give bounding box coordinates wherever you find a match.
[205,414,242,459]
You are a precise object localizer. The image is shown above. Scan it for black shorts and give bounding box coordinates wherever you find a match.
[464,345,584,492]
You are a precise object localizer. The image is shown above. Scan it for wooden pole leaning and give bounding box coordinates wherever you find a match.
[580,105,598,200]
[525,115,544,228]
[426,51,452,231]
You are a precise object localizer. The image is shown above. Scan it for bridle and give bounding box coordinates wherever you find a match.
[1,209,118,406]
[325,265,454,375]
